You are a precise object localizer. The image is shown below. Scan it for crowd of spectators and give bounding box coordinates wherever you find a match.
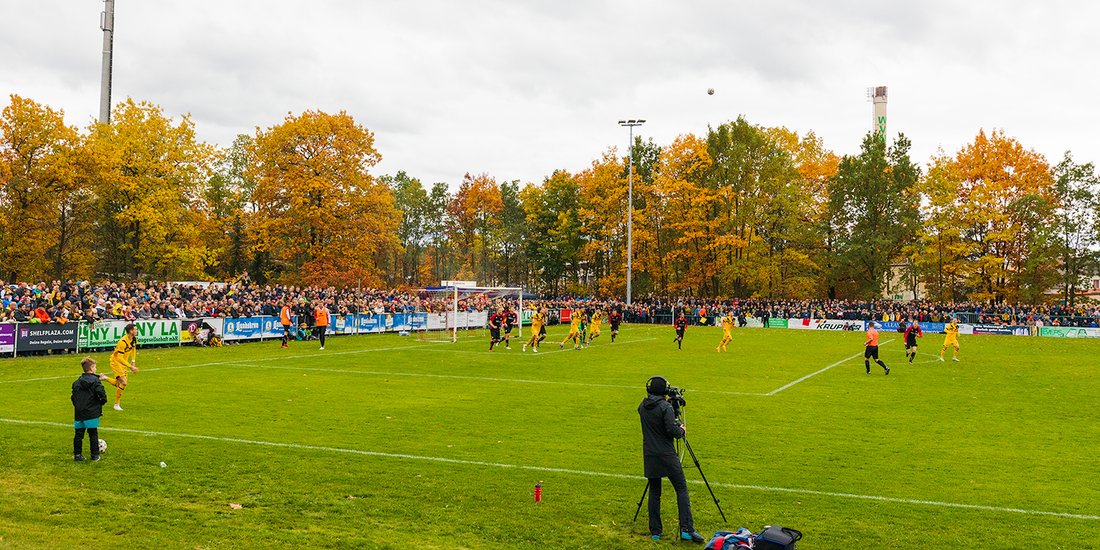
[3,277,1100,329]
[532,297,1100,329]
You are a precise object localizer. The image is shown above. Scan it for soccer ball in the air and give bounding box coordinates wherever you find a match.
[707,88,715,95]
[98,439,107,453]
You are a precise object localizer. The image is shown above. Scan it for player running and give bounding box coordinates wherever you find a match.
[103,323,139,411]
[717,310,735,352]
[864,322,889,375]
[587,309,603,345]
[940,317,961,361]
[524,307,547,352]
[609,308,623,342]
[489,307,505,351]
[560,309,584,350]
[501,306,517,349]
[904,320,923,363]
[673,311,687,350]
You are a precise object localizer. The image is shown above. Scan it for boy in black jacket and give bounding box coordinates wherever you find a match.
[72,357,108,461]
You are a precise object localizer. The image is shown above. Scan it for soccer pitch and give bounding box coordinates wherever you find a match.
[2,325,1098,549]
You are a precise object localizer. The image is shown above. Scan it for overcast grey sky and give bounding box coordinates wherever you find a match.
[2,0,1096,186]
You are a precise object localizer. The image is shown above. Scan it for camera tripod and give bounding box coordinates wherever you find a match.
[632,406,727,534]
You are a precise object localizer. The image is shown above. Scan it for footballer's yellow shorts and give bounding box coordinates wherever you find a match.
[943,337,959,347]
[723,330,732,340]
[590,325,601,335]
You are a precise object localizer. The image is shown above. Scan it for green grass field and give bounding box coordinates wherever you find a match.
[2,324,1098,549]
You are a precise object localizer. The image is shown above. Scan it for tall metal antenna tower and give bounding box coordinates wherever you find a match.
[99,0,115,124]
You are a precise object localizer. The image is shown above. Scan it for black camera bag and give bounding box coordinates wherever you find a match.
[755,525,802,550]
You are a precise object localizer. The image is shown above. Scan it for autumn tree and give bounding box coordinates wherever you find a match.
[1049,151,1099,306]
[523,170,584,294]
[446,172,503,283]
[202,134,257,281]
[90,98,215,280]
[828,133,921,299]
[576,150,628,297]
[384,170,430,286]
[952,129,1055,303]
[913,152,969,302]
[250,110,398,287]
[494,180,527,287]
[656,133,715,295]
[0,95,95,281]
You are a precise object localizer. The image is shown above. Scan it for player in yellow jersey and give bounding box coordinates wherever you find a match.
[717,311,735,352]
[524,308,547,352]
[102,323,139,411]
[586,310,603,345]
[940,317,961,361]
[560,309,583,350]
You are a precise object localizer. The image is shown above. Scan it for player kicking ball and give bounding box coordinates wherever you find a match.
[940,317,961,361]
[864,322,889,375]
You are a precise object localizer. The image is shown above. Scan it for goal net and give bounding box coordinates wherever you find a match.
[413,283,524,343]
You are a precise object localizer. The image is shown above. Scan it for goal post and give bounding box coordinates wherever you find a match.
[414,282,524,343]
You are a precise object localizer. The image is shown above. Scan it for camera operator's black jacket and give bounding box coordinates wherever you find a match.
[639,395,685,478]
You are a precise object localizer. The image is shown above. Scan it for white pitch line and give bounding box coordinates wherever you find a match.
[4,417,1095,521]
[0,361,237,384]
[765,338,896,396]
[410,337,659,356]
[229,362,758,395]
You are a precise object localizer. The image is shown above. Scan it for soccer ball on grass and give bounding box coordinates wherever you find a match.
[98,439,107,453]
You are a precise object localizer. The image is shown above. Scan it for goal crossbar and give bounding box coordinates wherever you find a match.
[422,285,524,343]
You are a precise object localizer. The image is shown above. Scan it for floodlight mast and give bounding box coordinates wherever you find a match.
[619,119,645,306]
[99,0,115,124]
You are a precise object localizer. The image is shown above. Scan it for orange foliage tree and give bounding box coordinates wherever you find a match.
[250,110,398,287]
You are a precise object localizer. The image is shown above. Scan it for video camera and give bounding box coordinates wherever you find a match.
[666,385,686,412]
[647,375,687,413]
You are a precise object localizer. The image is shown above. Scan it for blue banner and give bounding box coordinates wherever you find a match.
[223,317,265,340]
[877,321,947,334]
[332,315,354,335]
[355,314,384,334]
[261,316,290,338]
[410,313,427,330]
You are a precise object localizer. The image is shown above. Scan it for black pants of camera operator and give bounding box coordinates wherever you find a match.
[647,470,693,537]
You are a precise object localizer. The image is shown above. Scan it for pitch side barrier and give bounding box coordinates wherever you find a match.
[610,313,1100,340]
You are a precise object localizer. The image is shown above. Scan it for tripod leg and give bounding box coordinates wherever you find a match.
[632,480,650,523]
[684,438,728,523]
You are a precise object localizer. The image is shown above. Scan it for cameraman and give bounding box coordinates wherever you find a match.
[638,376,704,543]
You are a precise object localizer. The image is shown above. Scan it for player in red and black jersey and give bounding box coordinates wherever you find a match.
[489,307,505,351]
[904,320,923,363]
[673,312,688,350]
[502,307,517,350]
[609,308,623,342]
